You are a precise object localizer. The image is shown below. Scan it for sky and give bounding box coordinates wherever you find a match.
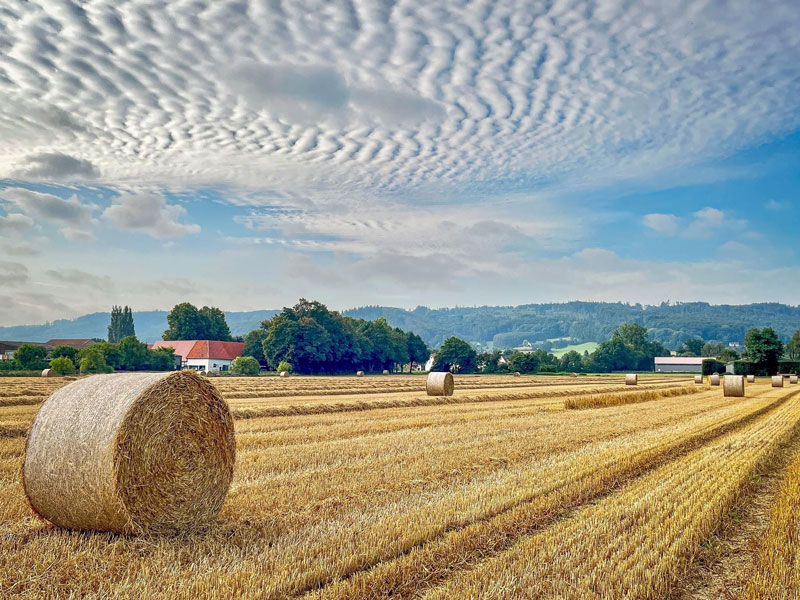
[1,0,800,326]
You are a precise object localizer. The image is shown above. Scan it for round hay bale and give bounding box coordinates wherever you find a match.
[709,374,721,386]
[426,372,454,396]
[625,374,638,385]
[279,371,289,377]
[356,371,365,377]
[41,368,60,378]
[514,371,521,377]
[570,372,578,378]
[723,375,745,397]
[747,375,756,384]
[694,375,703,384]
[791,375,798,385]
[772,375,784,388]
[23,371,235,534]
[382,369,390,375]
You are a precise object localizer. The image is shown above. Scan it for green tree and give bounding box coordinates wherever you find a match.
[108,305,123,343]
[559,350,583,373]
[717,347,740,362]
[478,351,506,374]
[49,356,75,375]
[14,344,48,370]
[230,356,260,376]
[744,327,784,375]
[406,332,429,372]
[433,337,477,373]
[51,345,78,363]
[118,336,148,370]
[701,341,726,357]
[80,347,113,373]
[508,351,538,374]
[147,347,176,371]
[87,343,121,369]
[121,306,136,338]
[163,302,204,340]
[243,328,268,363]
[277,360,292,374]
[786,329,800,361]
[199,306,232,340]
[678,337,705,356]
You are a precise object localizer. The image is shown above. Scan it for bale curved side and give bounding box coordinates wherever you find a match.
[382,370,390,375]
[709,374,721,386]
[514,372,521,377]
[356,371,365,377]
[747,375,756,384]
[791,375,798,385]
[41,369,59,378]
[279,371,289,377]
[694,375,703,384]
[772,375,784,388]
[723,375,745,397]
[625,374,637,385]
[426,372,454,396]
[23,371,235,534]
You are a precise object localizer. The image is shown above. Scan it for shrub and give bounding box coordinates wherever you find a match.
[276,360,292,374]
[733,360,757,376]
[80,347,113,374]
[778,360,800,375]
[230,356,260,376]
[14,344,49,370]
[49,356,75,375]
[702,359,726,375]
[51,345,78,363]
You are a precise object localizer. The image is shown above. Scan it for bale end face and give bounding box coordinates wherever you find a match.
[772,375,784,388]
[23,371,235,534]
[723,375,745,397]
[625,374,638,385]
[279,371,289,377]
[426,371,454,396]
[41,368,59,378]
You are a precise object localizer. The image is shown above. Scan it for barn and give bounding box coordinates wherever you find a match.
[654,356,708,373]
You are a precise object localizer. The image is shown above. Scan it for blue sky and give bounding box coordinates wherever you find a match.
[1,0,799,325]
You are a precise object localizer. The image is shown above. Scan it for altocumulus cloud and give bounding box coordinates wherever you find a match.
[102,194,200,239]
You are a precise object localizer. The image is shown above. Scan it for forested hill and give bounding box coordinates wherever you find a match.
[2,302,799,349]
[345,302,800,349]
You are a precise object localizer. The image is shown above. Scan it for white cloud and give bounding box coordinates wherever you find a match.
[642,213,679,235]
[643,207,746,239]
[0,261,29,286]
[0,212,34,233]
[103,194,200,239]
[46,269,113,291]
[0,187,95,239]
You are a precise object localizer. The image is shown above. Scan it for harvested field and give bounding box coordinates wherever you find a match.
[2,373,800,599]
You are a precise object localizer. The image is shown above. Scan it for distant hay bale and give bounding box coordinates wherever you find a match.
[625,374,638,385]
[723,375,745,397]
[23,371,235,534]
[747,375,756,384]
[382,370,390,375]
[279,371,289,377]
[40,369,59,378]
[426,372,454,396]
[709,374,721,386]
[571,372,578,378]
[356,371,365,377]
[791,375,798,385]
[772,375,784,388]
[694,375,703,384]
[514,372,521,377]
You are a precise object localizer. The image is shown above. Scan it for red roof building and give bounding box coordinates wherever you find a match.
[46,339,97,349]
[152,340,245,372]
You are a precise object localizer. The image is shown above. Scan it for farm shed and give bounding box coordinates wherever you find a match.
[654,356,707,373]
[152,340,245,372]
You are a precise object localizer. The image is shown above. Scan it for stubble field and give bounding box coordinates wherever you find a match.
[2,373,800,599]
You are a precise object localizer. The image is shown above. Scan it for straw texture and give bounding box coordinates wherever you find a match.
[694,375,703,384]
[747,375,756,383]
[791,375,798,384]
[40,369,59,378]
[710,374,721,386]
[772,375,784,388]
[23,371,235,534]
[426,372,454,396]
[625,374,638,386]
[723,375,745,397]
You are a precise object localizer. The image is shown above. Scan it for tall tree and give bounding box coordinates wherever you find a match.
[744,327,784,375]
[199,306,232,340]
[163,303,203,340]
[406,331,429,372]
[108,305,123,343]
[121,306,136,339]
[433,337,477,373]
[786,329,800,361]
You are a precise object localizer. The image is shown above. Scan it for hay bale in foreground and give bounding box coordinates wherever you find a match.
[23,371,235,534]
[41,369,59,378]
[625,374,638,385]
[772,375,784,388]
[710,374,721,386]
[723,375,745,397]
[747,375,756,384]
[356,371,365,377]
[279,371,289,377]
[694,375,703,384]
[426,372,454,396]
[791,375,798,385]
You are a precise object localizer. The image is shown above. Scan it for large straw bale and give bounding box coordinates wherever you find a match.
[772,375,784,388]
[23,371,235,534]
[41,369,59,378]
[747,375,756,384]
[694,375,703,384]
[791,375,798,385]
[426,371,454,396]
[625,374,638,386]
[709,373,721,386]
[723,375,745,397]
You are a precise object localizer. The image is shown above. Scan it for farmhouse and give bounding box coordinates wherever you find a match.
[654,356,709,373]
[45,338,97,349]
[0,340,50,361]
[152,340,244,372]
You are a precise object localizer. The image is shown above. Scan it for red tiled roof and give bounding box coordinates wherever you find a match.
[187,340,244,361]
[153,340,244,361]
[46,339,95,348]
